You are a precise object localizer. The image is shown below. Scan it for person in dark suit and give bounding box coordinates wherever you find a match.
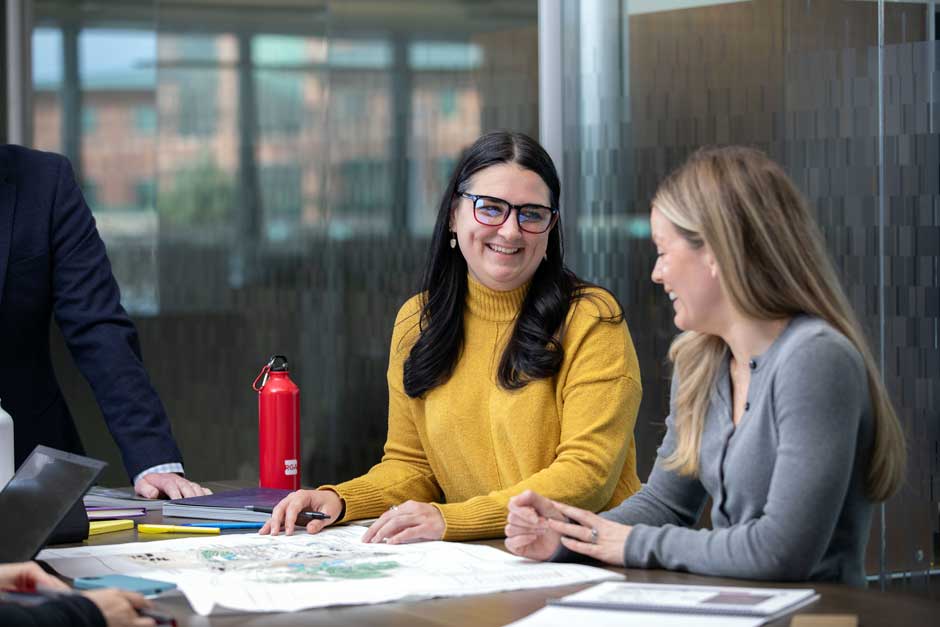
[0,144,208,499]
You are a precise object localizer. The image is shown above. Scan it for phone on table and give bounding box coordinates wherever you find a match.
[72,574,177,596]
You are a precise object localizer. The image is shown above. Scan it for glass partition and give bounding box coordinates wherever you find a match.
[548,0,938,595]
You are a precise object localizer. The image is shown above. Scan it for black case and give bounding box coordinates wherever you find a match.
[46,495,90,546]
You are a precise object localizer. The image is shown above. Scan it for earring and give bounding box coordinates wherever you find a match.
[543,252,548,261]
[450,233,457,249]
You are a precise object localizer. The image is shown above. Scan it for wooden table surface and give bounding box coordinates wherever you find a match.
[54,481,939,626]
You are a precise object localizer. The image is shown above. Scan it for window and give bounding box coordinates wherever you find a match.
[336,159,389,217]
[260,164,302,240]
[81,107,97,134]
[82,179,99,207]
[257,73,304,135]
[335,88,367,122]
[135,179,156,209]
[439,88,457,117]
[435,157,457,184]
[134,105,157,134]
[409,41,482,70]
[177,37,218,137]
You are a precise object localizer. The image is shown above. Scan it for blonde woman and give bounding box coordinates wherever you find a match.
[504,146,906,586]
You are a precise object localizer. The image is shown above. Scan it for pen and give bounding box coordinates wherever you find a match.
[183,522,265,529]
[138,524,220,534]
[244,506,330,520]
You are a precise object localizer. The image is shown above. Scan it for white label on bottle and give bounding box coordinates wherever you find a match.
[284,459,298,476]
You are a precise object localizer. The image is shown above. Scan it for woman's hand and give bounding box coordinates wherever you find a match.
[81,589,155,627]
[259,489,343,536]
[361,500,445,544]
[546,501,632,566]
[504,490,567,561]
[0,561,70,592]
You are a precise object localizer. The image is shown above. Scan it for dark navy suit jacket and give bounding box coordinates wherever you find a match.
[0,145,182,480]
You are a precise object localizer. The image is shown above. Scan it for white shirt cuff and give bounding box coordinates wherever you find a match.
[133,463,185,485]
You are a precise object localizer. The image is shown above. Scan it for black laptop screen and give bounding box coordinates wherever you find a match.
[0,445,105,562]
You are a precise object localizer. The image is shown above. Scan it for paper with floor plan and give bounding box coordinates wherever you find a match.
[37,525,621,615]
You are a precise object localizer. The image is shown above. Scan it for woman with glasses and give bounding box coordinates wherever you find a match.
[261,131,643,542]
[503,146,906,586]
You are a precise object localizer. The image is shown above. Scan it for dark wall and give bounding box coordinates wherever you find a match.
[1,3,8,144]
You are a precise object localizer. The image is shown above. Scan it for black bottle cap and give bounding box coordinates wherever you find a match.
[269,355,289,371]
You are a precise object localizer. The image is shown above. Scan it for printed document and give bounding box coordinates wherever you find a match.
[37,525,620,615]
[506,605,766,627]
[552,581,818,618]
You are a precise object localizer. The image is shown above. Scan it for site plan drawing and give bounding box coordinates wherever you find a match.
[37,525,621,615]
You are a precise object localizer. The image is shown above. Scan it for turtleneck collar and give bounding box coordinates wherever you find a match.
[465,274,529,322]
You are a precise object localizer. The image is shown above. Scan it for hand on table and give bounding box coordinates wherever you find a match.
[361,501,444,544]
[505,490,632,566]
[134,473,212,500]
[504,489,567,561]
[548,501,631,566]
[259,489,343,536]
[81,589,156,627]
[0,561,70,592]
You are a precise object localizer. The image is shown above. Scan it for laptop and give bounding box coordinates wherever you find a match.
[0,445,105,562]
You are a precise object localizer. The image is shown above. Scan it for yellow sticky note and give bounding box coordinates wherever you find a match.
[88,519,135,536]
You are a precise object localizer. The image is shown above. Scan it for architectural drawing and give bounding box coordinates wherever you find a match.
[38,525,620,615]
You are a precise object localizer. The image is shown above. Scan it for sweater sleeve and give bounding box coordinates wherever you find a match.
[601,373,708,528]
[435,297,643,540]
[552,374,708,563]
[0,596,106,627]
[601,426,708,529]
[622,333,868,580]
[321,298,443,522]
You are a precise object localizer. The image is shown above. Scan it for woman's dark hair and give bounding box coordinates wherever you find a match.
[402,130,618,398]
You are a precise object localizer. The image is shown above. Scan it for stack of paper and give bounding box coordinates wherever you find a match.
[507,582,819,627]
[86,507,146,520]
[84,486,163,511]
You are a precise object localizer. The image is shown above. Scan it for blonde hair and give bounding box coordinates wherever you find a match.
[653,146,906,502]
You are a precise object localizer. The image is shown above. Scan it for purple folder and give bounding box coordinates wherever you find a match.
[85,506,147,520]
[161,487,294,523]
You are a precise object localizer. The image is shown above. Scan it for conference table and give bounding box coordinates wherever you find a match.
[53,481,938,626]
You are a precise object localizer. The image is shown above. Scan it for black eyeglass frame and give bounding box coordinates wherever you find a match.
[458,192,559,234]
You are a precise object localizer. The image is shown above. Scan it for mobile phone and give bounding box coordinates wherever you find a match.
[72,575,177,596]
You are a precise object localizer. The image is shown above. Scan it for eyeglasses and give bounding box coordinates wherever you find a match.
[459,193,558,234]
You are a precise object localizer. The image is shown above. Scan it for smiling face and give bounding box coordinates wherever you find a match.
[650,206,725,333]
[451,163,553,291]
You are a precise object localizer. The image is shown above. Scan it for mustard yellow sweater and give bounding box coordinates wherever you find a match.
[322,276,642,541]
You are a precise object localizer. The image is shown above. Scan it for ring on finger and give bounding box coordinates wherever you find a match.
[390,504,399,512]
[590,527,598,544]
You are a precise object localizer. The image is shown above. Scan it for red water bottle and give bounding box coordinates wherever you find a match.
[252,355,301,490]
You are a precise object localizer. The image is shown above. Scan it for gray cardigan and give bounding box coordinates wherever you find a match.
[597,316,875,586]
